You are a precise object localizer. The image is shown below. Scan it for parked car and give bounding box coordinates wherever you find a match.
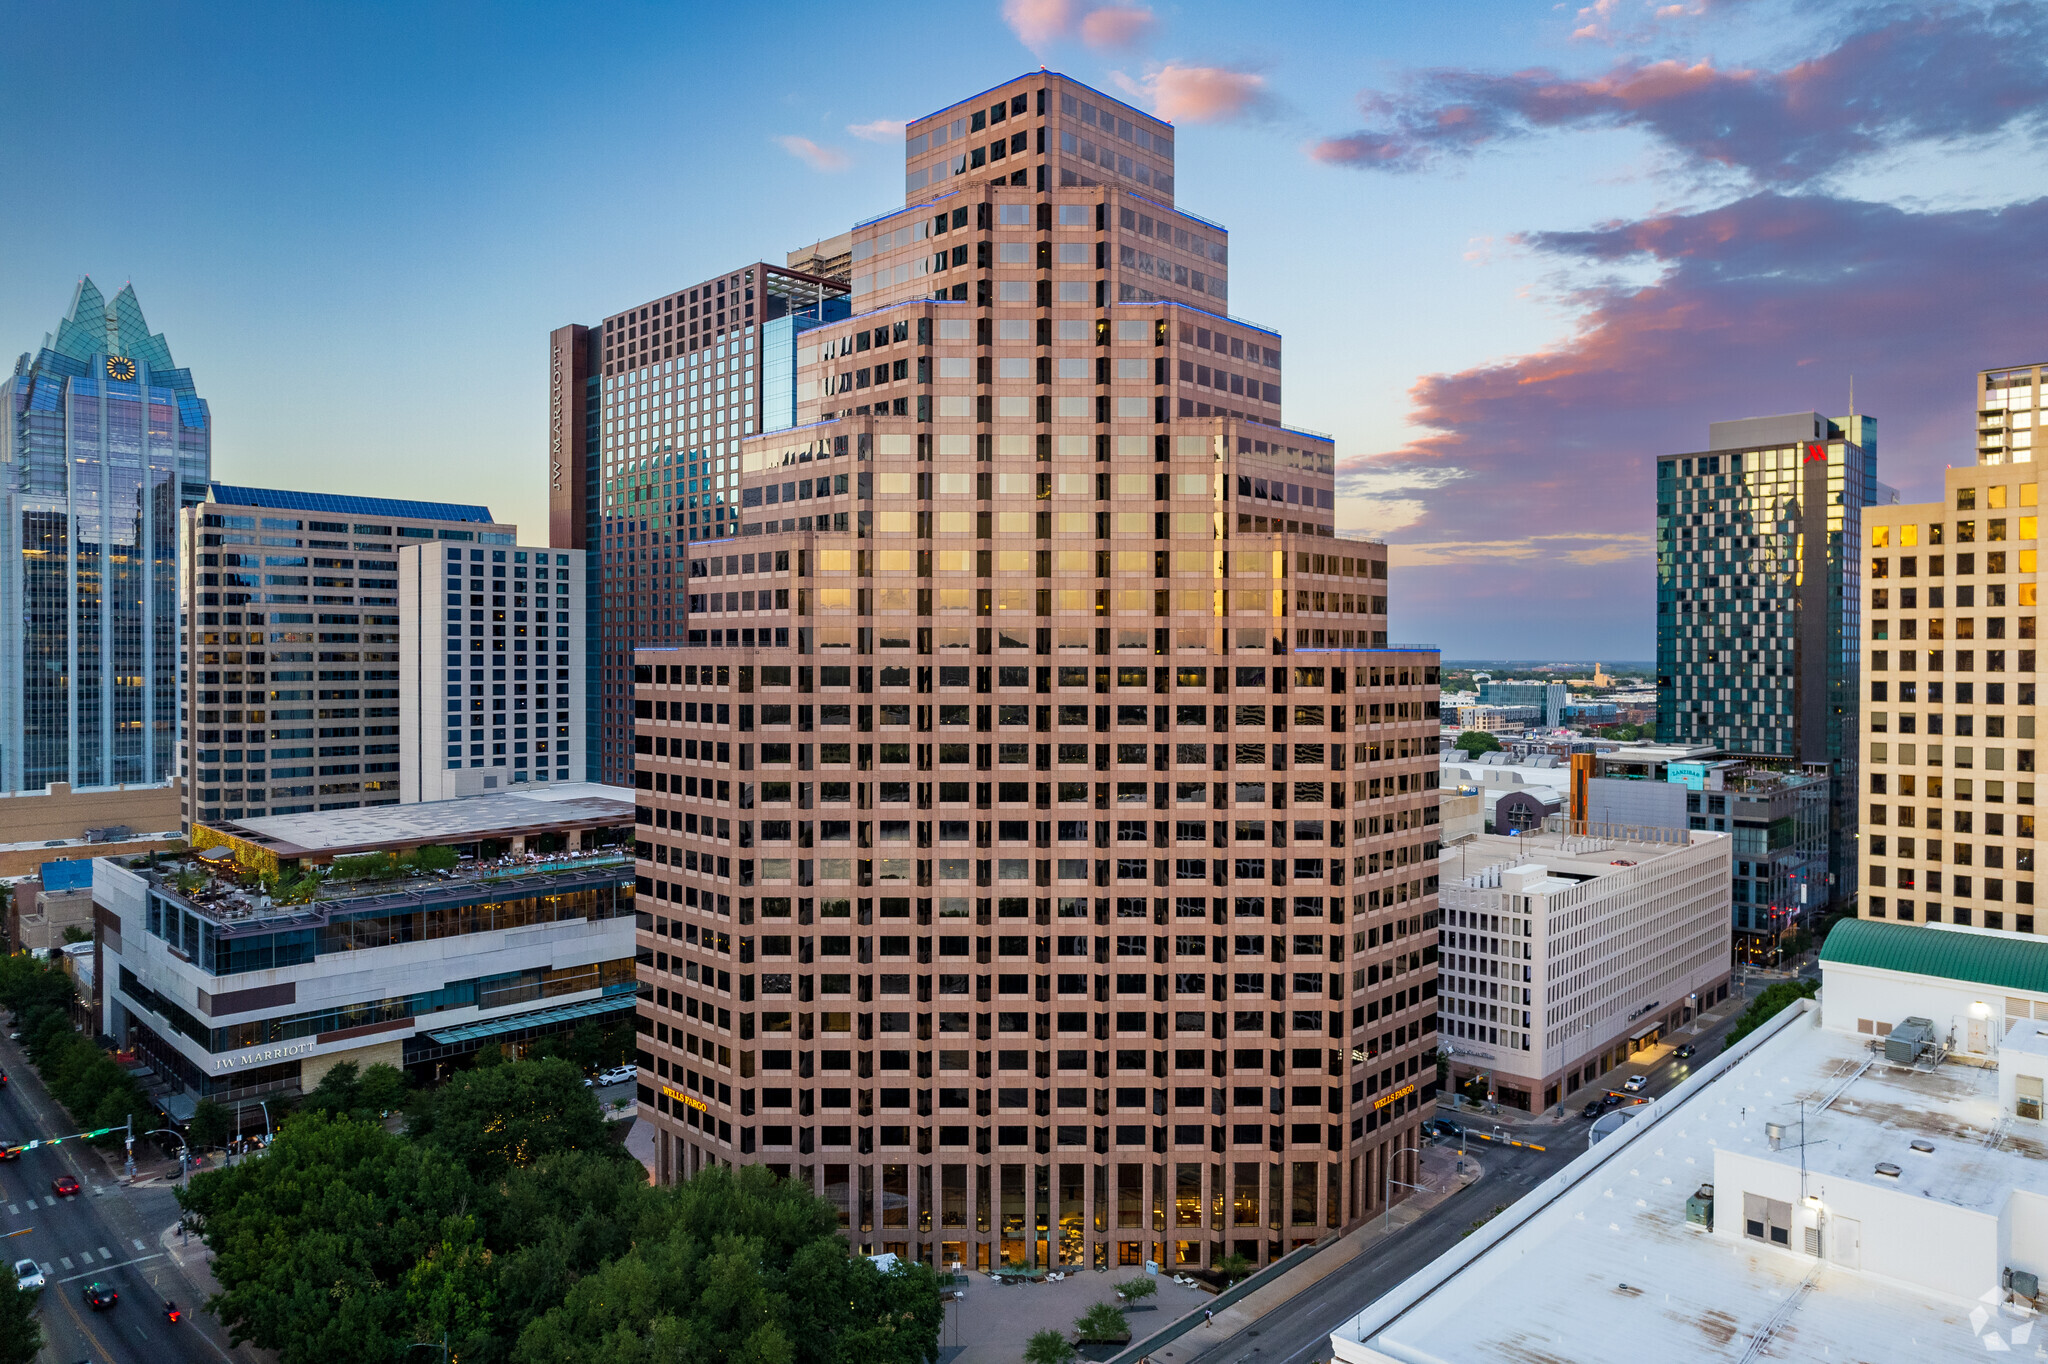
[83,1281,118,1311]
[51,1174,80,1197]
[1674,1044,1696,1060]
[12,1258,43,1291]
[1581,1101,1603,1120]
[1622,1075,1649,1093]
[602,1065,637,1086]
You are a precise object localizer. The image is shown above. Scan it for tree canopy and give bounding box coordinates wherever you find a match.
[0,1274,41,1364]
[178,1059,939,1364]
[1451,730,1503,755]
[1722,979,1820,1052]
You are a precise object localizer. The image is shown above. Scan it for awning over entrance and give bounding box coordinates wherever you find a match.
[422,992,636,1045]
[1628,1021,1662,1043]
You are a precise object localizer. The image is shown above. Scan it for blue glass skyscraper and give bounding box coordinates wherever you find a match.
[0,279,211,793]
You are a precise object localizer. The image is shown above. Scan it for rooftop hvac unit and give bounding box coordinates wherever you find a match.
[1685,1184,1714,1231]
[1885,1017,1936,1064]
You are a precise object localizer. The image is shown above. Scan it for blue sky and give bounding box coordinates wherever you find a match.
[4,0,2044,659]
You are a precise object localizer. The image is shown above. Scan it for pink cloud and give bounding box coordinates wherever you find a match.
[846,119,906,143]
[1358,191,2048,656]
[1080,5,1155,50]
[1121,63,1267,123]
[774,136,851,172]
[1313,4,2048,183]
[1002,0,1081,48]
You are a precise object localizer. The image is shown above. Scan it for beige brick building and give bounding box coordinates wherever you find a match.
[613,71,1443,1273]
[1860,364,2040,933]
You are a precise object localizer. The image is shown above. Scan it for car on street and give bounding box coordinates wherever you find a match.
[0,1144,21,1161]
[83,1280,118,1310]
[12,1258,43,1291]
[1601,1091,1623,1108]
[52,1173,81,1197]
[601,1064,637,1085]
[1581,1101,1603,1120]
[1674,1044,1696,1060]
[0,1067,8,1085]
[1421,1117,1463,1143]
[1622,1075,1649,1093]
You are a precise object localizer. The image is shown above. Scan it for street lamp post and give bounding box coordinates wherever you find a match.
[134,1127,192,1182]
[1384,1145,1432,1232]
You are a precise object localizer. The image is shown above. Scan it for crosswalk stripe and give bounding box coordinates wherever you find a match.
[5,1205,15,1215]
[59,1257,72,1269]
[97,1247,111,1260]
[132,1238,145,1251]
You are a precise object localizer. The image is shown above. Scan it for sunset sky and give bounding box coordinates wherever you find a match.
[3,0,2044,658]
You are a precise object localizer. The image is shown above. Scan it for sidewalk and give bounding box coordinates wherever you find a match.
[1436,991,1750,1131]
[1110,1145,1484,1364]
[160,1213,229,1305]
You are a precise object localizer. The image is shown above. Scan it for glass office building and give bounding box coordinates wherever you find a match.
[1656,412,1875,915]
[0,280,210,794]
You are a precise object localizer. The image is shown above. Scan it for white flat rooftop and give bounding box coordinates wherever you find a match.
[1334,1004,2047,1363]
[207,783,636,857]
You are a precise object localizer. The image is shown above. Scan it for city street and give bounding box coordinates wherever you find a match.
[0,1039,252,1364]
[1134,979,1769,1364]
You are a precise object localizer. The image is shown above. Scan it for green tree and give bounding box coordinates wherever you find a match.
[0,1273,42,1364]
[190,1098,232,1152]
[356,1062,410,1116]
[1214,1252,1252,1285]
[178,1111,474,1364]
[1114,1275,1156,1303]
[1023,1329,1076,1364]
[1723,979,1820,1053]
[402,844,460,874]
[409,1056,615,1182]
[300,1061,365,1120]
[62,924,92,945]
[329,852,394,882]
[1452,730,1502,756]
[1074,1301,1129,1341]
[512,1164,941,1364]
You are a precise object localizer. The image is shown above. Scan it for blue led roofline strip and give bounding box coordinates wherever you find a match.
[209,484,496,523]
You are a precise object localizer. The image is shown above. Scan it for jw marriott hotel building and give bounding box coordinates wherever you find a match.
[557,72,1445,1273]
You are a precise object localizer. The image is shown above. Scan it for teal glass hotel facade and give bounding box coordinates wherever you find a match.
[0,280,210,794]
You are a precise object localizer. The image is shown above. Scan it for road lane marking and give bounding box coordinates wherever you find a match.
[132,1237,145,1250]
[97,1246,111,1259]
[56,1251,163,1283]
[59,1255,72,1268]
[4,1205,14,1215]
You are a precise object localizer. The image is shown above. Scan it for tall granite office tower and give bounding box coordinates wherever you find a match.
[0,280,211,797]
[562,72,1445,1272]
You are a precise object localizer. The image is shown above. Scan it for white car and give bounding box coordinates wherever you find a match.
[1622,1075,1649,1093]
[601,1065,637,1086]
[13,1257,44,1291]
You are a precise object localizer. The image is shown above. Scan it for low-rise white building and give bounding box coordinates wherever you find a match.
[1332,916,2048,1364]
[1436,827,1731,1113]
[95,785,638,1118]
